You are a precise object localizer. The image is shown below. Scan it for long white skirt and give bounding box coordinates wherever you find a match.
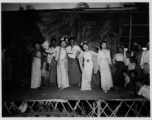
[31,57,41,89]
[81,64,93,91]
[57,59,69,89]
[99,59,113,91]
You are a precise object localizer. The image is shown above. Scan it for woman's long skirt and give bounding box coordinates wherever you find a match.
[57,59,69,89]
[113,61,125,88]
[81,65,92,91]
[68,58,81,85]
[49,57,57,85]
[99,59,113,91]
[31,58,41,89]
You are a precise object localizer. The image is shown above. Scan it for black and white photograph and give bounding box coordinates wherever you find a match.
[1,1,150,117]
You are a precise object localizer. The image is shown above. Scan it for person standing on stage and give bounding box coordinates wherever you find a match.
[31,42,42,89]
[66,37,82,86]
[97,41,113,92]
[46,37,69,90]
[47,38,58,85]
[140,42,150,85]
[113,46,127,90]
[41,39,51,84]
[78,41,98,91]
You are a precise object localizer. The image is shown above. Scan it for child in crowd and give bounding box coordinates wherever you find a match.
[128,57,144,81]
[122,69,130,88]
[128,57,136,71]
[126,50,131,66]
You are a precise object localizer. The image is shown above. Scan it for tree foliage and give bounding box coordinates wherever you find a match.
[39,12,119,56]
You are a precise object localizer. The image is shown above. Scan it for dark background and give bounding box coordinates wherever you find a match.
[1,3,149,81]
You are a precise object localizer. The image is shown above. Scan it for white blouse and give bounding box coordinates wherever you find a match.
[113,53,127,65]
[47,47,57,64]
[66,45,81,59]
[140,50,149,68]
[98,49,112,65]
[59,48,67,59]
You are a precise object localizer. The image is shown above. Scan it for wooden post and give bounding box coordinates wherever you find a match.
[117,12,123,48]
[129,13,132,50]
[97,101,101,117]
[93,102,95,117]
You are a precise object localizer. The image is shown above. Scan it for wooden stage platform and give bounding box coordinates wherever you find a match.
[2,84,147,101]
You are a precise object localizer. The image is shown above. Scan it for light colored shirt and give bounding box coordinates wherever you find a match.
[66,45,81,59]
[42,40,50,50]
[113,53,127,65]
[128,63,136,71]
[47,47,57,64]
[46,46,59,60]
[140,50,149,68]
[126,58,130,66]
[124,75,130,87]
[98,49,112,65]
[138,85,150,100]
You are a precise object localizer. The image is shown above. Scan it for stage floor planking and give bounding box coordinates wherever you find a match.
[2,85,148,101]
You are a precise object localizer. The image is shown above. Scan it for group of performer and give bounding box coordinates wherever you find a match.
[30,36,150,95]
[30,37,113,92]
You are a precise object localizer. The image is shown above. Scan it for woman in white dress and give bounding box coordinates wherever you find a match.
[97,41,113,92]
[78,42,98,91]
[46,37,69,90]
[31,42,42,89]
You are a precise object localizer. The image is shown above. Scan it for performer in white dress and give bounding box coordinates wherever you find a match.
[98,41,113,92]
[78,41,98,91]
[46,37,69,90]
[31,42,42,89]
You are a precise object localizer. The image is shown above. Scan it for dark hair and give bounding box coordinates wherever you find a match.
[122,69,128,75]
[100,41,107,49]
[126,50,131,55]
[82,43,88,47]
[34,41,40,46]
[60,37,67,45]
[137,43,143,47]
[118,46,124,50]
[69,37,75,41]
[129,70,138,76]
[51,38,56,42]
[130,56,137,63]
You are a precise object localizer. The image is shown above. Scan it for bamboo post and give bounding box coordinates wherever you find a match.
[97,101,101,117]
[129,13,132,50]
[117,12,123,48]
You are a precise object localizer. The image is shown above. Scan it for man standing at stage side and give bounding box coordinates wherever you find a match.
[140,42,150,85]
[66,37,82,86]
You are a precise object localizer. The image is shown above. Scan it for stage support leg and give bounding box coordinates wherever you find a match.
[97,101,101,117]
[135,103,138,115]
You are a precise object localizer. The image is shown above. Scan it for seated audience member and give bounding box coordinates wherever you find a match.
[140,42,150,85]
[128,57,143,81]
[122,69,130,88]
[128,57,136,71]
[128,70,140,94]
[136,81,150,100]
